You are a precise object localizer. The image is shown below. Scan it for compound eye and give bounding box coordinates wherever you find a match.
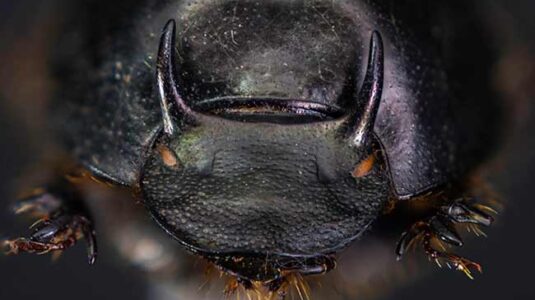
[157,144,180,170]
[351,153,376,178]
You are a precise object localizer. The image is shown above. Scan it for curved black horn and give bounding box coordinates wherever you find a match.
[344,31,384,147]
[157,19,198,135]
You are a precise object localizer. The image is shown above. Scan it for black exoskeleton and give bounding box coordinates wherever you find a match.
[4,0,502,295]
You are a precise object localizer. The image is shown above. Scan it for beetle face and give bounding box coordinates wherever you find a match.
[141,112,390,280]
[137,12,388,280]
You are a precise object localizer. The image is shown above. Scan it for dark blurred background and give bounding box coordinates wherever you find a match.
[0,1,534,299]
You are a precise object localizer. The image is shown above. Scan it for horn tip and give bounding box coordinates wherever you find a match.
[371,30,382,40]
[163,19,176,33]
[370,31,384,52]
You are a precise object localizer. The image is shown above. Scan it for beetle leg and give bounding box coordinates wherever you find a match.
[420,229,482,279]
[396,198,496,279]
[3,185,97,264]
[441,200,494,227]
[429,216,463,247]
[396,220,481,279]
[396,216,464,259]
[396,221,427,259]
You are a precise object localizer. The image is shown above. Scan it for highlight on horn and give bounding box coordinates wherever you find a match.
[156,19,198,135]
[345,30,384,148]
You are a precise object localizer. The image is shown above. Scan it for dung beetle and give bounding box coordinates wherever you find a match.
[3,0,502,296]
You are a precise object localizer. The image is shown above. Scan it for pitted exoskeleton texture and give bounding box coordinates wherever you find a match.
[142,120,389,256]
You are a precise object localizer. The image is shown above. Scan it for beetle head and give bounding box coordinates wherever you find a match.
[140,20,389,282]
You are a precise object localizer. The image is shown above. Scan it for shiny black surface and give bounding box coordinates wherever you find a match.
[0,0,533,299]
[57,0,500,198]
